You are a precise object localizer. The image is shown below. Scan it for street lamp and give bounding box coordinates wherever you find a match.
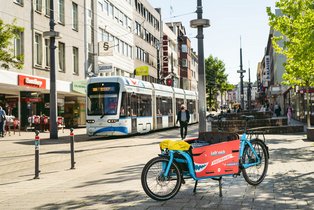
[237,40,246,110]
[190,0,210,133]
[43,0,61,139]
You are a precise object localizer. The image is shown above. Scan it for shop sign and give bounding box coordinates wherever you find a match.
[264,55,271,81]
[72,80,87,94]
[23,98,42,102]
[18,75,46,89]
[135,66,149,76]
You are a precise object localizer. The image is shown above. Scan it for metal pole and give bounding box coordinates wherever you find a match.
[49,0,58,139]
[70,128,76,169]
[196,0,206,133]
[34,130,40,179]
[247,67,251,111]
[240,47,244,110]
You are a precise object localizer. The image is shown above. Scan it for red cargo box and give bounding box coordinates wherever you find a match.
[192,139,240,178]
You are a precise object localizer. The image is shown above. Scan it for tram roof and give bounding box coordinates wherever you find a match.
[152,83,173,92]
[121,77,153,89]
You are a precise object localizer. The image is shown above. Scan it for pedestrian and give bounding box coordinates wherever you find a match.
[0,106,6,137]
[176,104,190,140]
[274,102,281,117]
[287,105,293,125]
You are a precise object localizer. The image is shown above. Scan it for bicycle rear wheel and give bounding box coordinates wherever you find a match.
[242,139,268,185]
[141,156,182,201]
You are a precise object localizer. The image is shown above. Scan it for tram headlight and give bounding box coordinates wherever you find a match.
[86,119,95,123]
[107,119,119,123]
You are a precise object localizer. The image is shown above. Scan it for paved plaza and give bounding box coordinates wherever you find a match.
[0,125,313,209]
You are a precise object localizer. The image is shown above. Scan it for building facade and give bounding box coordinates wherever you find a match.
[0,0,86,128]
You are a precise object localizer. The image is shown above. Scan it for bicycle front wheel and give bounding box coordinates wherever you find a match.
[242,139,268,185]
[141,156,182,201]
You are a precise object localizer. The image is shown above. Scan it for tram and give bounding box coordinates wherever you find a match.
[86,76,198,136]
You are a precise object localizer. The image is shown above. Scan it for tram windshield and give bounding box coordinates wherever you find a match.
[87,82,120,116]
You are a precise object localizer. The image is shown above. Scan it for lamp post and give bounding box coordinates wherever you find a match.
[247,67,252,111]
[190,0,210,133]
[43,0,60,139]
[237,40,246,110]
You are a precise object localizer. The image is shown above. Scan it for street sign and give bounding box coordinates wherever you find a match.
[99,63,113,73]
[98,41,113,56]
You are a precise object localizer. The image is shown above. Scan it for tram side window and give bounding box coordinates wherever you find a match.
[120,92,127,117]
[157,96,172,115]
[127,93,138,116]
[176,98,184,113]
[139,94,152,117]
[167,98,173,115]
[187,99,196,114]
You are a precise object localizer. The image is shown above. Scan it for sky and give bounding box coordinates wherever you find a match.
[148,0,277,85]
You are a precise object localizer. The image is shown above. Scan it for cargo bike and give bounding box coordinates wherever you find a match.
[141,115,269,201]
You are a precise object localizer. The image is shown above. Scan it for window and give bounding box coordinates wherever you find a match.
[109,3,114,18]
[98,2,103,12]
[72,2,78,31]
[45,0,50,16]
[34,33,42,66]
[14,31,24,61]
[44,39,50,67]
[58,42,65,72]
[181,44,187,53]
[35,0,42,12]
[72,47,79,75]
[58,0,65,24]
[182,59,188,67]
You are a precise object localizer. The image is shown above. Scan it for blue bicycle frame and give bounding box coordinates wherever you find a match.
[161,134,261,180]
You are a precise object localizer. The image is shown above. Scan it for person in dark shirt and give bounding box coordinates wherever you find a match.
[176,104,190,139]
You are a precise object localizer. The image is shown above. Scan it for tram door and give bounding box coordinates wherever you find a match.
[130,93,138,134]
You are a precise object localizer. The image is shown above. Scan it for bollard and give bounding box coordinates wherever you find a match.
[70,128,76,169]
[34,130,40,179]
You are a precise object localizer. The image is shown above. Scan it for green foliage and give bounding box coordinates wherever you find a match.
[266,0,314,87]
[267,0,314,127]
[0,18,24,69]
[205,55,232,109]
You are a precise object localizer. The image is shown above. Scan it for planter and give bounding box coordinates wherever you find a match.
[307,127,314,141]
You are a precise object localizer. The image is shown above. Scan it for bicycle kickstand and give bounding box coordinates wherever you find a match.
[218,177,222,197]
[212,177,223,197]
[193,180,198,193]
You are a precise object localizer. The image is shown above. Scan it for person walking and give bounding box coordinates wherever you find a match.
[287,105,293,125]
[176,104,190,139]
[0,106,6,137]
[274,102,281,117]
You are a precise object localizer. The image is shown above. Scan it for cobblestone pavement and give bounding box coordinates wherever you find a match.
[0,125,313,209]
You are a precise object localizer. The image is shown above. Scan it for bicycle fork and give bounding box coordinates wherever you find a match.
[240,134,261,169]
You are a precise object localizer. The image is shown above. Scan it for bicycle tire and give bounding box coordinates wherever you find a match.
[141,156,182,201]
[241,139,268,185]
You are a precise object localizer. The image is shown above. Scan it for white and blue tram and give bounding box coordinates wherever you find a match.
[86,76,198,136]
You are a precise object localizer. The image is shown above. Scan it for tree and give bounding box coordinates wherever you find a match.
[267,0,314,127]
[0,19,24,69]
[205,55,232,110]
